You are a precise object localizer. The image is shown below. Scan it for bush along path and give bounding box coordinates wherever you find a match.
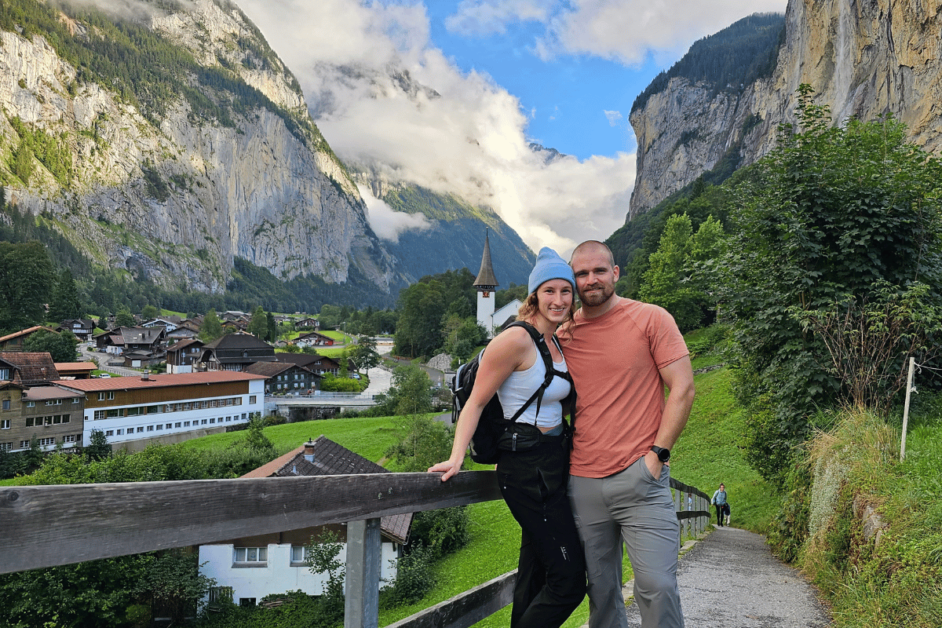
[616,526,831,627]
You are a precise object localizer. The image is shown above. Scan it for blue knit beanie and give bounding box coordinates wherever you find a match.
[528,247,575,294]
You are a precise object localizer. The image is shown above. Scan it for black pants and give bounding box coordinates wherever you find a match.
[715,504,725,526]
[497,434,587,628]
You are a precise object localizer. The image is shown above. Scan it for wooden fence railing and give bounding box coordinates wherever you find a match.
[0,472,710,628]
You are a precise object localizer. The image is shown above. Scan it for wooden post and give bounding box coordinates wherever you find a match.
[674,488,682,550]
[901,356,915,461]
[345,518,381,628]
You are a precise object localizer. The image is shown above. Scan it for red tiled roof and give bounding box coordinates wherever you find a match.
[58,371,266,392]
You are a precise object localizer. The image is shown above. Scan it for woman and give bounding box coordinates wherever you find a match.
[429,247,586,628]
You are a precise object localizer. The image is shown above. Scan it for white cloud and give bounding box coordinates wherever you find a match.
[358,185,432,242]
[445,0,555,36]
[443,0,788,65]
[604,110,623,126]
[237,0,635,256]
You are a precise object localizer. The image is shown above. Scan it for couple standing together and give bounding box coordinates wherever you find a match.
[430,240,696,628]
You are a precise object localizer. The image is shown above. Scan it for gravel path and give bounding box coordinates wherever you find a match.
[619,526,831,627]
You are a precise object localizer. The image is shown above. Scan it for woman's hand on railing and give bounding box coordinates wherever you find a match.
[428,459,461,482]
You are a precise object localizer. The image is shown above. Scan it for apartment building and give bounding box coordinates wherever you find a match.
[0,382,84,453]
[59,372,266,447]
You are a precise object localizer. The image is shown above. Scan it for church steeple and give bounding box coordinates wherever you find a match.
[474,230,498,337]
[473,230,498,290]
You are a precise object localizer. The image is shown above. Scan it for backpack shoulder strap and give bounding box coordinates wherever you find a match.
[503,321,556,422]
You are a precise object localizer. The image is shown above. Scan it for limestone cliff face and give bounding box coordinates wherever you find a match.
[629,0,942,219]
[0,0,393,293]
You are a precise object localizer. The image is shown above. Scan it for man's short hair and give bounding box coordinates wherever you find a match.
[571,240,615,267]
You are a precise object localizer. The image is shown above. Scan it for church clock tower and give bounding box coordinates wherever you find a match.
[473,231,499,337]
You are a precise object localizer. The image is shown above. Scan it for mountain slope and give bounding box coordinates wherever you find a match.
[628,1,942,218]
[0,0,395,296]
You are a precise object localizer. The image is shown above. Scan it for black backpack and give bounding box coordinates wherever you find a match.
[451,321,572,464]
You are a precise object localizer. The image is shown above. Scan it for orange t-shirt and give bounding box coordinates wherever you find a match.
[561,299,688,478]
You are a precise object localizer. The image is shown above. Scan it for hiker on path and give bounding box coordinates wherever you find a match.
[711,484,728,527]
[430,247,586,628]
[560,240,695,628]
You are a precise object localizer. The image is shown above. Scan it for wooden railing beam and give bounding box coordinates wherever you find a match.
[0,471,500,575]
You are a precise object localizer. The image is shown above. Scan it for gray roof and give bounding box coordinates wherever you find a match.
[473,231,499,288]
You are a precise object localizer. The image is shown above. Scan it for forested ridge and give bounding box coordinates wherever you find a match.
[632,13,785,113]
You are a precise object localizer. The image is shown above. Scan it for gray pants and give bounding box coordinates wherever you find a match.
[568,457,684,628]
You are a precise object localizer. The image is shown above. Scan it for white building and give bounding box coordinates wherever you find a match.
[473,231,499,338]
[199,438,412,607]
[59,372,266,447]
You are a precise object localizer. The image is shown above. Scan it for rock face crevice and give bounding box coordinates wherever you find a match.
[0,0,395,294]
[629,0,942,219]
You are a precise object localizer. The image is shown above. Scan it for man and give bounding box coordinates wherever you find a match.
[561,240,695,628]
[711,483,728,527]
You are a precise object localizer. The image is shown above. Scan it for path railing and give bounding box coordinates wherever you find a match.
[0,472,710,628]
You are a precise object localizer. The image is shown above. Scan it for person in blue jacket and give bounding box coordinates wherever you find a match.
[711,483,727,527]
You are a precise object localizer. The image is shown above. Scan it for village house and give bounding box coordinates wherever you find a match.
[197,333,276,372]
[199,437,412,608]
[166,320,200,342]
[274,353,344,377]
[165,338,205,374]
[94,326,166,356]
[0,326,60,352]
[293,331,335,348]
[294,317,320,330]
[143,317,181,333]
[0,352,83,453]
[54,361,97,380]
[243,361,322,395]
[59,371,266,448]
[57,319,97,342]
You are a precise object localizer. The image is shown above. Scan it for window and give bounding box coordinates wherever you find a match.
[2,400,9,411]
[147,425,154,431]
[234,547,267,564]
[126,407,144,416]
[94,410,106,420]
[290,546,308,563]
[209,418,215,424]
[201,419,207,425]
[147,405,162,414]
[116,429,123,435]
[45,399,62,406]
[239,598,256,608]
[38,437,55,446]
[0,419,8,429]
[226,416,231,422]
[209,587,233,604]
[97,392,115,401]
[155,424,163,430]
[165,424,171,430]
[19,440,29,448]
[0,442,11,451]
[249,396,256,404]
[26,401,34,408]
[183,421,190,427]
[107,409,122,418]
[137,427,144,433]
[0,368,8,380]
[175,422,181,428]
[105,430,114,436]
[63,434,79,443]
[72,398,80,404]
[242,413,247,420]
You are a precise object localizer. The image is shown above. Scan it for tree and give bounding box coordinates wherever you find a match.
[351,335,380,373]
[639,213,702,331]
[135,549,215,624]
[85,428,112,461]
[304,531,345,625]
[141,304,159,321]
[0,241,55,332]
[266,311,277,343]
[246,305,268,339]
[200,309,223,342]
[385,364,433,417]
[23,329,78,362]
[395,281,447,358]
[718,85,942,483]
[242,414,274,456]
[48,269,83,321]
[115,307,134,328]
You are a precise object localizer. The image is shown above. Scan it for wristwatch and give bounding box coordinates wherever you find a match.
[650,446,670,463]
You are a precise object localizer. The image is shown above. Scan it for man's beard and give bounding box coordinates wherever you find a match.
[578,283,614,307]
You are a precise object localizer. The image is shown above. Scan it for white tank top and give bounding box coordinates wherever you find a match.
[495,342,570,429]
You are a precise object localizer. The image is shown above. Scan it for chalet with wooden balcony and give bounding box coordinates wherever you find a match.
[293,331,335,348]
[197,333,276,372]
[94,326,166,356]
[199,437,412,608]
[243,361,322,395]
[57,319,96,342]
[165,338,205,374]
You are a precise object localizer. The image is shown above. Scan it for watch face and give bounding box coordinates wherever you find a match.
[653,446,670,462]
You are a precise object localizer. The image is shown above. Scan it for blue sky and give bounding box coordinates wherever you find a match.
[239,0,788,254]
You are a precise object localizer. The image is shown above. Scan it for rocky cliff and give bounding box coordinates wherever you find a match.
[629,0,942,219]
[0,0,396,295]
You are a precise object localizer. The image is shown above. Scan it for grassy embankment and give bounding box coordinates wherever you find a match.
[788,400,942,627]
